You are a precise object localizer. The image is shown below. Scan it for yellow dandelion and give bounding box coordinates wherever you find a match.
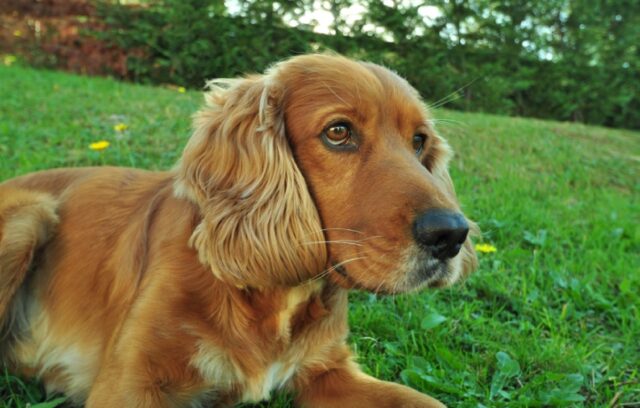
[475,243,497,254]
[89,140,110,151]
[178,86,186,93]
[13,30,22,37]
[3,55,17,66]
[113,123,128,132]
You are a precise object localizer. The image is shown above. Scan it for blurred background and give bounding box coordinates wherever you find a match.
[1,0,638,129]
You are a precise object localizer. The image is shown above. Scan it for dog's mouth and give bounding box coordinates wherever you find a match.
[332,262,349,278]
[329,260,364,290]
[329,254,453,294]
[329,259,389,293]
[415,261,450,288]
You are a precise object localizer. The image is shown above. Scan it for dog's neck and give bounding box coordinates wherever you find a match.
[162,193,342,341]
[226,279,332,341]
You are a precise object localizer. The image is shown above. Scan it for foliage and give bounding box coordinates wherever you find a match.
[94,0,313,86]
[91,0,640,129]
[1,64,638,407]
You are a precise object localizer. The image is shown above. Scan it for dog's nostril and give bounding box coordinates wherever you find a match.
[412,209,469,261]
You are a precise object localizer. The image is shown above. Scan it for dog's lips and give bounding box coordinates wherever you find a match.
[405,256,452,290]
[329,254,450,293]
[332,261,349,277]
[328,260,372,291]
[330,260,365,286]
[416,260,446,281]
[328,241,460,293]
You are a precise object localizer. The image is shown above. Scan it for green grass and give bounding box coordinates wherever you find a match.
[1,64,638,408]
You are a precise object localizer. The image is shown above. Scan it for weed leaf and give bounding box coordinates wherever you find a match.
[538,374,585,405]
[523,229,547,247]
[421,312,447,330]
[490,351,521,399]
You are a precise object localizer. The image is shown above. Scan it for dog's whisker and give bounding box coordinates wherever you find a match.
[350,235,384,243]
[427,77,482,110]
[321,80,349,106]
[300,256,367,285]
[324,257,366,274]
[300,235,384,247]
[371,283,382,296]
[319,227,365,235]
[354,253,383,294]
[429,118,468,129]
[319,233,385,245]
[429,93,462,110]
[300,240,365,247]
[391,273,403,298]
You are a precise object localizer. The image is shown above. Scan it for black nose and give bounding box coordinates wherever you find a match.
[412,209,469,261]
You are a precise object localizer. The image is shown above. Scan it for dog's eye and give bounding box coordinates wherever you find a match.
[326,124,351,144]
[323,123,354,148]
[413,134,427,155]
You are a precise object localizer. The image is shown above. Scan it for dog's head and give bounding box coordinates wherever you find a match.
[175,54,477,291]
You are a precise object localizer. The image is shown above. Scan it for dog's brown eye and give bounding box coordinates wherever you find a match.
[322,123,355,150]
[413,134,427,155]
[326,124,351,145]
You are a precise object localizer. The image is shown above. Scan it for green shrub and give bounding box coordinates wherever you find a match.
[94,0,640,130]
[96,0,313,86]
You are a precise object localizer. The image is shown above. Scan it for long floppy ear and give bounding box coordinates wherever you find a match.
[428,134,479,277]
[174,73,327,288]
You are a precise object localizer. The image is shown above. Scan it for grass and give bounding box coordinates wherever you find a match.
[0,64,638,408]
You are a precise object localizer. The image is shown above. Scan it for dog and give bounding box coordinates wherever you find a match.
[0,54,477,407]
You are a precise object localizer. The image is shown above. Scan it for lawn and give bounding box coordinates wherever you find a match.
[0,65,638,408]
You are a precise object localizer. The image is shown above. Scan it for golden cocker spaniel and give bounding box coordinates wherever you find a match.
[0,54,477,407]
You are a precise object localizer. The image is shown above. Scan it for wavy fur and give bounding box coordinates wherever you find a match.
[174,75,326,287]
[0,54,476,408]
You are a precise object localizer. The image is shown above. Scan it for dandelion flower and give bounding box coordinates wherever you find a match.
[3,55,16,66]
[89,140,110,151]
[13,30,22,37]
[178,86,186,93]
[475,243,497,254]
[113,123,128,132]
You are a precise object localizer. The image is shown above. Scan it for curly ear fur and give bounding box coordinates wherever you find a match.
[174,73,327,288]
[428,134,479,277]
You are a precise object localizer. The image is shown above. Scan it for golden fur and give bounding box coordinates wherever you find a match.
[0,54,477,407]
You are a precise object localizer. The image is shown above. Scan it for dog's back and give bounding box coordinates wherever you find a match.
[0,168,187,403]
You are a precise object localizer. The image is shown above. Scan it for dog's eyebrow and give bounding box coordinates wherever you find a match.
[308,107,364,128]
